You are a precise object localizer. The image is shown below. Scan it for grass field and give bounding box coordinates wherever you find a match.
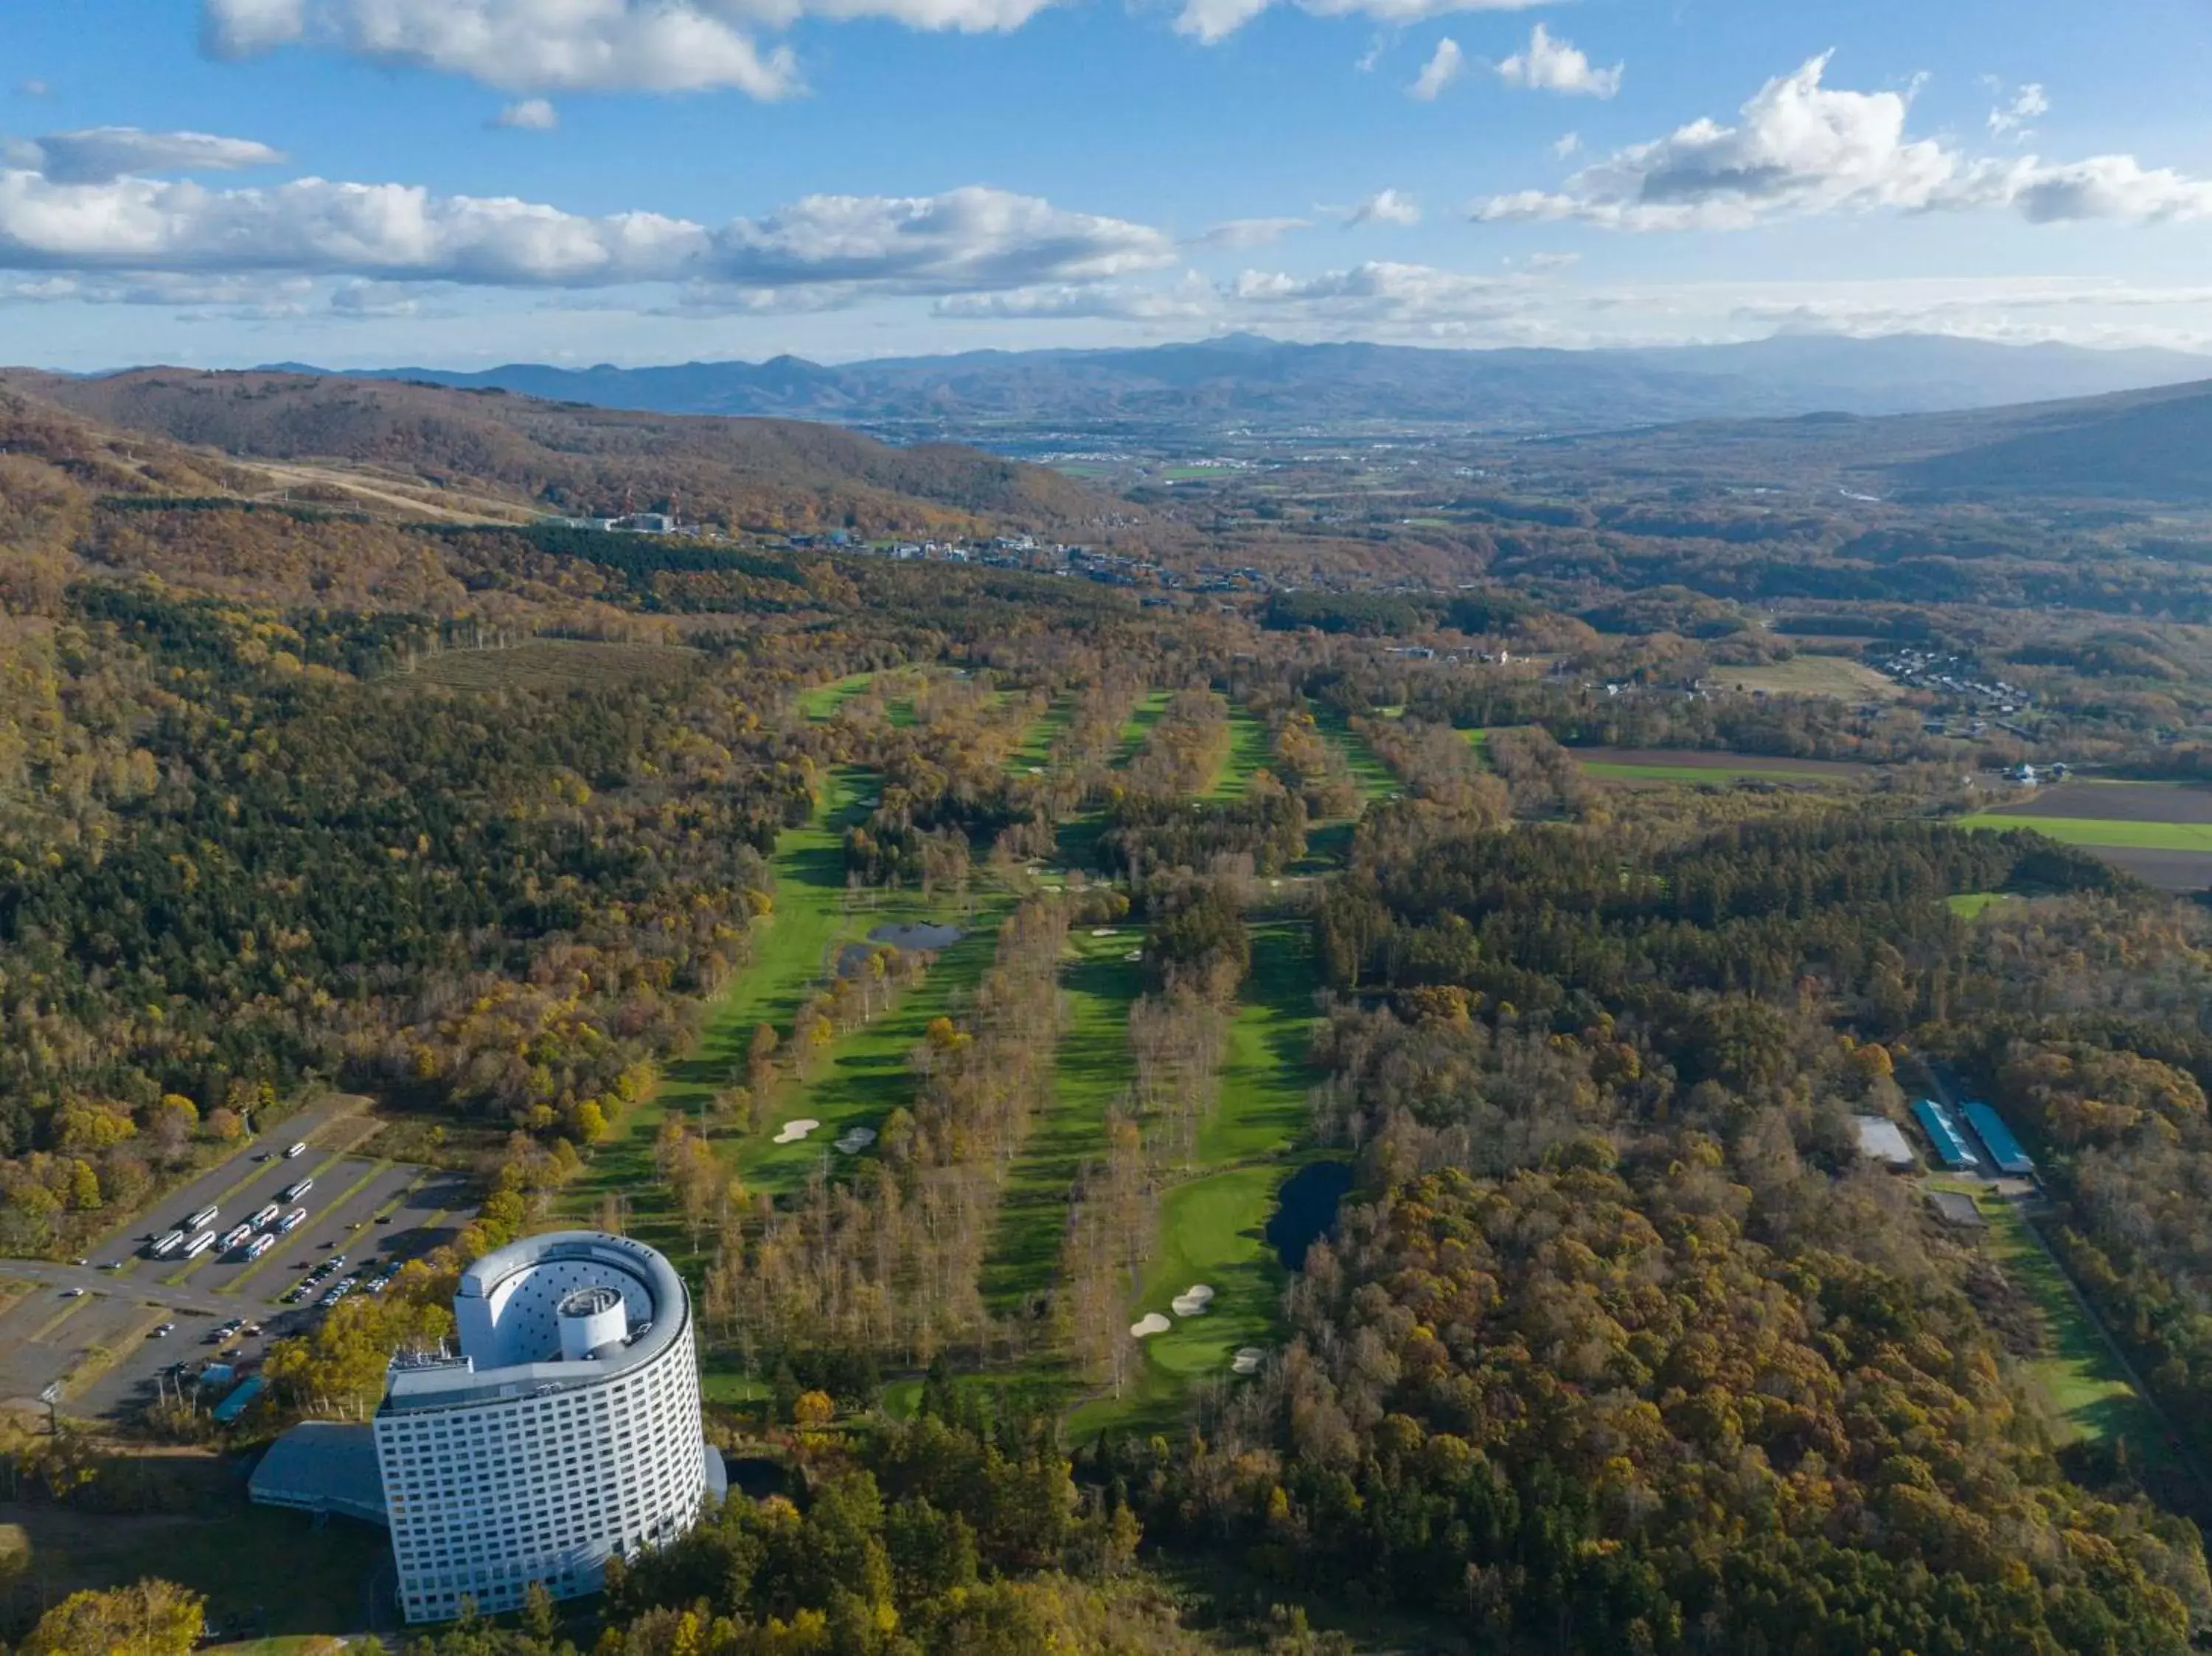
[734,917,1001,1197]
[1314,708,1398,804]
[1073,921,1318,1438]
[1968,1192,2173,1463]
[0,1494,386,1637]
[978,928,1142,1313]
[1115,690,1172,763]
[1947,891,2019,919]
[1964,815,2212,851]
[1211,706,1274,801]
[557,768,874,1248]
[1008,694,1074,774]
[798,672,885,721]
[1706,656,1901,700]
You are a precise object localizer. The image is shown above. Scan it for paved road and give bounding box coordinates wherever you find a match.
[0,1260,243,1318]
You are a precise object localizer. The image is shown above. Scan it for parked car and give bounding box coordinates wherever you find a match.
[150,1322,175,1338]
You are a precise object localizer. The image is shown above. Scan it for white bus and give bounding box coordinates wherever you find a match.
[244,1234,276,1262]
[280,1177,313,1202]
[219,1223,253,1251]
[150,1229,185,1258]
[251,1203,281,1229]
[187,1205,220,1231]
[277,1207,307,1234]
[182,1230,218,1259]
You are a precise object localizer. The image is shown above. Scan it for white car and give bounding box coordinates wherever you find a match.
[60,1286,86,1298]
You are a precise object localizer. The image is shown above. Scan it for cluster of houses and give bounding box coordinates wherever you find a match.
[1871,647,2033,716]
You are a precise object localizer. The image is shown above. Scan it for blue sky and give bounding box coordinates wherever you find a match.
[5,0,2212,366]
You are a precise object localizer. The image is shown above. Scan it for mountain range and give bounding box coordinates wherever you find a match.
[264,333,2212,436]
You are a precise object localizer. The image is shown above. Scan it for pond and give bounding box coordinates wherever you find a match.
[866,921,964,952]
[1265,1159,1352,1271]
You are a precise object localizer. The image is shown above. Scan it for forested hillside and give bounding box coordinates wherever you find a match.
[1,369,1123,534]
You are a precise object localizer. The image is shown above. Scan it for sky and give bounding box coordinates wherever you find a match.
[5,0,2212,368]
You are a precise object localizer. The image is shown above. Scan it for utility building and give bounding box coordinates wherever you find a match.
[372,1232,723,1625]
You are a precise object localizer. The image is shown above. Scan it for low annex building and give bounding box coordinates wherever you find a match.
[372,1231,724,1624]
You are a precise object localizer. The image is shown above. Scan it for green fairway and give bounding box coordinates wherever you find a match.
[1314,707,1399,804]
[558,766,873,1248]
[1114,689,1172,763]
[1948,891,2017,918]
[1210,706,1273,800]
[1008,692,1074,773]
[734,916,1002,1197]
[979,927,1142,1312]
[799,671,883,720]
[1074,921,1318,1438]
[1964,814,2212,851]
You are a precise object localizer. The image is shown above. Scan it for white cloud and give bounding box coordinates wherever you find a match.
[1345,188,1421,227]
[1497,24,1619,98]
[1175,0,1546,49]
[1408,37,1462,100]
[19,128,285,186]
[1475,54,2212,230]
[495,98,560,130]
[200,0,1072,98]
[1231,260,1523,323]
[16,80,53,99]
[204,0,801,97]
[1187,216,1310,250]
[1989,81,2048,139]
[1522,251,1579,271]
[933,274,1217,319]
[1552,131,1581,159]
[0,170,1177,305]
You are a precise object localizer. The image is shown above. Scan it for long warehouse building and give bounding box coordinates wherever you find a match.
[372,1231,723,1625]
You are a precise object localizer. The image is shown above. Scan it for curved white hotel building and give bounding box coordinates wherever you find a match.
[372,1231,723,1624]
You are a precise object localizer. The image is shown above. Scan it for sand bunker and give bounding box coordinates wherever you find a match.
[1171,1284,1215,1318]
[834,1126,878,1155]
[1091,928,1119,938]
[772,1119,821,1145]
[1124,950,1144,963]
[1231,1347,1266,1376]
[1130,1313,1172,1339]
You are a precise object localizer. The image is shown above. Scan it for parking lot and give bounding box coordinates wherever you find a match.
[0,1100,473,1423]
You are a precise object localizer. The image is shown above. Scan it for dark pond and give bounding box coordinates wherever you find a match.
[867,922,964,951]
[1266,1160,1352,1271]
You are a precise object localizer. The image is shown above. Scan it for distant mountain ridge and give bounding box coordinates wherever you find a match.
[268,333,2212,436]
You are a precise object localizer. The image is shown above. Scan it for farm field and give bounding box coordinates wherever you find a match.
[1573,748,1875,783]
[1964,815,2212,851]
[1965,782,2212,889]
[1993,779,2212,825]
[1705,656,1902,700]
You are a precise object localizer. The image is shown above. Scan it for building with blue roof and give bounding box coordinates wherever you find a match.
[1962,1102,2035,1177]
[1911,1099,1980,1172]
